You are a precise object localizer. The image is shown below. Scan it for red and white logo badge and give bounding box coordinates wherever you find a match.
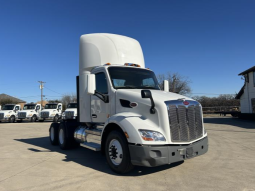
[183,101,190,105]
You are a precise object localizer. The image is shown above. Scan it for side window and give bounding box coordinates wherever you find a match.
[15,106,19,110]
[36,105,40,110]
[58,105,62,110]
[96,72,108,94]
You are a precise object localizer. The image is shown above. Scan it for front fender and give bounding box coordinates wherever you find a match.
[103,112,166,145]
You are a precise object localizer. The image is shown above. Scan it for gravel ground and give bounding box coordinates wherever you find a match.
[0,117,254,191]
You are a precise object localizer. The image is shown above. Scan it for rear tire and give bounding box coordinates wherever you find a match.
[49,123,59,145]
[105,130,133,174]
[58,123,71,149]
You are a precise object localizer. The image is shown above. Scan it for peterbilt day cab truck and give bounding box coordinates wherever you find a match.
[62,103,77,120]
[0,104,21,123]
[49,33,208,174]
[17,103,41,122]
[39,103,62,122]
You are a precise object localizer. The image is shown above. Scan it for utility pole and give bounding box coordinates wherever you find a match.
[38,81,46,107]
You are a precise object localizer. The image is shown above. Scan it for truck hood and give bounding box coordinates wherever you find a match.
[0,110,14,115]
[65,108,77,112]
[41,109,57,112]
[19,110,36,113]
[116,89,193,102]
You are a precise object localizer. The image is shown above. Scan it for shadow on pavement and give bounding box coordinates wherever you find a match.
[204,117,255,129]
[15,136,183,176]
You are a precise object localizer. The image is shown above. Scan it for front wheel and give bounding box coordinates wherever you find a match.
[9,116,15,123]
[53,115,59,123]
[105,130,133,174]
[31,115,36,122]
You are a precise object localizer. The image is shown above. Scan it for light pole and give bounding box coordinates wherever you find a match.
[38,81,46,107]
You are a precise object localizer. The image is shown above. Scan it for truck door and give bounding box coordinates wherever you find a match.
[91,72,110,123]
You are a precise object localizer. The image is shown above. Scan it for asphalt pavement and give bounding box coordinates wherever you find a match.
[0,117,255,191]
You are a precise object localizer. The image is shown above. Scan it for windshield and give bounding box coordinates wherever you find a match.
[23,105,36,110]
[108,67,160,90]
[67,103,77,108]
[45,104,57,109]
[2,105,15,110]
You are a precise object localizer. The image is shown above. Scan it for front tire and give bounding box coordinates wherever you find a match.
[49,123,59,145]
[53,115,59,123]
[9,116,15,123]
[31,115,36,122]
[105,130,133,174]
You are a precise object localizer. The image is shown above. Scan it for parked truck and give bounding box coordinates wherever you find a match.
[39,103,62,122]
[62,103,77,120]
[17,103,42,122]
[0,104,21,123]
[49,33,208,173]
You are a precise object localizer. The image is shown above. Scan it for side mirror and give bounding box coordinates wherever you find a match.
[163,80,169,92]
[141,90,152,98]
[141,90,155,114]
[87,74,96,95]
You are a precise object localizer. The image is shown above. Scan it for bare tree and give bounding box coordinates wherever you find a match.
[157,72,191,95]
[0,98,17,106]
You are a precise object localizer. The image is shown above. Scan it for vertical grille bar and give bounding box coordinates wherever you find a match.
[166,100,204,142]
[0,113,4,119]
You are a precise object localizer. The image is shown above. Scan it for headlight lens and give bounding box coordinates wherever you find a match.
[139,130,166,141]
[51,114,55,116]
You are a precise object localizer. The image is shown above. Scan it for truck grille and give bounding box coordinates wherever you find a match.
[0,113,4,119]
[165,100,203,142]
[65,111,74,119]
[18,112,26,119]
[41,112,49,118]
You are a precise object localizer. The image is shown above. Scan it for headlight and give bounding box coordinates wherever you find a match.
[28,114,32,117]
[8,111,12,113]
[50,114,55,116]
[138,130,166,141]
[6,115,10,117]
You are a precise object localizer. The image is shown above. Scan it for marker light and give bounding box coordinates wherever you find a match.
[105,63,111,65]
[124,63,141,67]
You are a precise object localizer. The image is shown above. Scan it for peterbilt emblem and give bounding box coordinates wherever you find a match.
[183,101,189,105]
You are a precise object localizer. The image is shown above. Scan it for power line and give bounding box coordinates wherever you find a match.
[44,86,63,95]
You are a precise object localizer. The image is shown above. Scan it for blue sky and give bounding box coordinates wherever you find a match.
[0,0,254,103]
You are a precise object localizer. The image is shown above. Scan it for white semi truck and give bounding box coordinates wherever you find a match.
[17,103,42,122]
[0,104,21,123]
[49,33,208,173]
[39,103,62,122]
[62,103,77,120]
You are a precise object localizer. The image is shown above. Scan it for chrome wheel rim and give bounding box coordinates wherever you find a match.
[59,129,64,144]
[109,139,123,165]
[50,127,54,141]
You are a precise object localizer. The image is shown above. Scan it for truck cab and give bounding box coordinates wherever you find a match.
[40,103,62,122]
[49,33,208,174]
[62,103,77,120]
[17,103,41,122]
[0,104,21,123]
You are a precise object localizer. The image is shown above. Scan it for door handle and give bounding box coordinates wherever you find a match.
[92,114,97,118]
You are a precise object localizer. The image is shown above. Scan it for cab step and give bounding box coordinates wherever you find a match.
[81,142,101,151]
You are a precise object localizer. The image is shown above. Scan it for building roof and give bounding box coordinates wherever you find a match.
[238,66,255,75]
[235,85,245,99]
[0,93,26,103]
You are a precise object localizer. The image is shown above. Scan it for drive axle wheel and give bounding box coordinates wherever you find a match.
[105,130,133,174]
[49,123,59,145]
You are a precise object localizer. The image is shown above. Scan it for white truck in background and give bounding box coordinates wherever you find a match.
[17,103,41,122]
[0,104,21,123]
[49,33,208,174]
[39,103,62,122]
[62,103,77,120]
